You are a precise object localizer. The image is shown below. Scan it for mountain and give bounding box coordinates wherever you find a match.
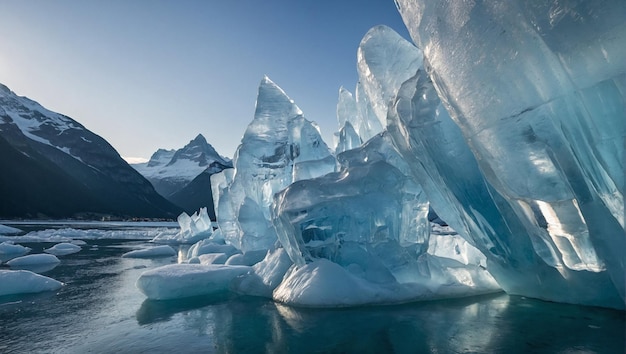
[132,134,233,218]
[0,83,181,219]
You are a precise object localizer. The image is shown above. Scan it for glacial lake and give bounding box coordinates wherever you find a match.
[1,223,624,353]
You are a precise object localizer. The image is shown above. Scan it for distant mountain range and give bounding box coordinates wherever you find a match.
[131,134,233,219]
[0,83,181,219]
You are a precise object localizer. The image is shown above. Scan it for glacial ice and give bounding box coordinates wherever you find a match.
[391,0,625,308]
[136,264,250,300]
[144,1,623,309]
[44,242,82,256]
[122,245,177,259]
[0,270,63,296]
[212,76,335,253]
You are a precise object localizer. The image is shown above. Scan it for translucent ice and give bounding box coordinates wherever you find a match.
[392,0,625,308]
[212,76,335,252]
[151,208,213,244]
[357,25,423,130]
[0,270,63,296]
[271,131,498,305]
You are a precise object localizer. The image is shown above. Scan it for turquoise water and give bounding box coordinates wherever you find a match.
[0,230,624,353]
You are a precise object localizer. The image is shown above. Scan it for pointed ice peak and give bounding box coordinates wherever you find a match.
[245,76,303,142]
[257,76,301,114]
[357,25,423,127]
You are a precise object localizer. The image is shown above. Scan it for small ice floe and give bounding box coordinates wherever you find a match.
[136,264,250,300]
[6,254,61,273]
[44,242,82,256]
[0,269,63,296]
[0,224,22,235]
[121,245,177,259]
[0,241,31,262]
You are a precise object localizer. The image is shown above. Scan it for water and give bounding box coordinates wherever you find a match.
[1,223,624,353]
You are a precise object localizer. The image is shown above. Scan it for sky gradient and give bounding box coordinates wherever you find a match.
[0,0,410,161]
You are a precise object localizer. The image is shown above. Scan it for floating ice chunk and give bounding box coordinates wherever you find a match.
[136,264,251,300]
[7,254,60,266]
[44,242,82,256]
[0,270,63,296]
[153,208,213,244]
[7,254,61,273]
[0,224,22,235]
[0,241,31,261]
[122,245,177,258]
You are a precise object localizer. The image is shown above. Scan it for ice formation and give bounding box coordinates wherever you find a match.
[390,0,625,308]
[152,208,213,244]
[44,242,82,256]
[211,76,335,253]
[0,270,63,296]
[122,245,177,259]
[141,2,623,309]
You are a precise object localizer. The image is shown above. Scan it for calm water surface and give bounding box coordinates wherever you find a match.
[0,226,624,353]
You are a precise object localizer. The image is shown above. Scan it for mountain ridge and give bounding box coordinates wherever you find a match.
[0,83,181,219]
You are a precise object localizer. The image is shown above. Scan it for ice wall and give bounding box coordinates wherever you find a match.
[392,0,625,308]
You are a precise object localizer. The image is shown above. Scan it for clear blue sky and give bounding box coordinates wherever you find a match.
[0,0,410,161]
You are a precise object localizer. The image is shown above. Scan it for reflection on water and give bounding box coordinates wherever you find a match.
[0,237,624,353]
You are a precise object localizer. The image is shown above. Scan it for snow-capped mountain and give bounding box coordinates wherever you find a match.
[0,83,181,219]
[132,134,233,218]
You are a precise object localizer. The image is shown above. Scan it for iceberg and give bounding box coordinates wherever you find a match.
[142,2,623,308]
[44,242,82,256]
[122,245,177,259]
[0,270,63,296]
[390,1,625,308]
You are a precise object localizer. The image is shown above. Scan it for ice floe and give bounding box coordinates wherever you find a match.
[0,270,63,296]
